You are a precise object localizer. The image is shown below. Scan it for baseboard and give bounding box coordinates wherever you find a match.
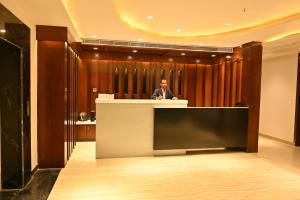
[259,133,295,145]
[30,165,38,177]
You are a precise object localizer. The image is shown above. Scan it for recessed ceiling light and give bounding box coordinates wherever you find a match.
[199,43,205,46]
[181,52,186,56]
[225,23,232,26]
[196,59,200,63]
[93,47,98,50]
[128,56,133,60]
[0,29,6,33]
[92,35,97,38]
[211,54,216,57]
[137,38,143,41]
[176,28,182,32]
[168,58,173,62]
[147,16,153,20]
[133,49,138,53]
[226,55,232,59]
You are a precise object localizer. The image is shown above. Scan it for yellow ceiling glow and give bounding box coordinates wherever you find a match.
[61,0,82,37]
[265,30,300,43]
[112,0,300,39]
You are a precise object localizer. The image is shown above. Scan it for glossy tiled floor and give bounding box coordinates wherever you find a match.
[0,169,60,200]
[48,136,300,200]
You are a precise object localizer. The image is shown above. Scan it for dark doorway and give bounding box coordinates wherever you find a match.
[0,3,31,189]
[0,38,31,189]
[294,53,300,146]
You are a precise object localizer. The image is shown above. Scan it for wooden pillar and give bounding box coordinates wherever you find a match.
[241,42,263,152]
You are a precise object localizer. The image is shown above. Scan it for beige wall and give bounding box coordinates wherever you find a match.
[0,0,38,169]
[260,52,298,143]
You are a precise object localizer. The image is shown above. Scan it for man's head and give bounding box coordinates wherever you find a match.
[160,79,168,90]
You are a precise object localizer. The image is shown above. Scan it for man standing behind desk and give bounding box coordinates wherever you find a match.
[151,79,174,100]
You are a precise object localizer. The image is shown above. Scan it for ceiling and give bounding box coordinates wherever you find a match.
[2,0,300,48]
[62,0,300,46]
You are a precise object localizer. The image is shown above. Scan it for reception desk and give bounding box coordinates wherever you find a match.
[96,99,188,158]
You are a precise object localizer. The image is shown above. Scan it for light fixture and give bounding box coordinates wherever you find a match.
[196,59,200,63]
[225,23,232,26]
[93,47,98,50]
[211,54,216,57]
[92,35,97,38]
[199,43,205,46]
[176,28,182,32]
[226,55,232,59]
[95,53,99,57]
[147,16,153,20]
[168,58,173,62]
[0,29,6,33]
[128,56,133,60]
[181,52,186,56]
[137,38,143,41]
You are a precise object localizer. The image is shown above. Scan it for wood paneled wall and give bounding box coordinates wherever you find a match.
[77,58,243,114]
[37,25,78,168]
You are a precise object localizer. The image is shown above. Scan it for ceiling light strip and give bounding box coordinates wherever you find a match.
[81,38,233,53]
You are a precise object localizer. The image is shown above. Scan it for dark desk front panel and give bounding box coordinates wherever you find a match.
[154,108,248,150]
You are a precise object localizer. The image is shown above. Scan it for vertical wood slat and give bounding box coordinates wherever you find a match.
[143,62,151,99]
[98,60,109,94]
[196,64,205,107]
[230,60,238,106]
[218,62,225,106]
[205,65,213,107]
[126,61,133,99]
[135,62,143,99]
[183,64,188,100]
[80,58,244,109]
[186,64,197,107]
[118,61,124,99]
[212,64,219,107]
[89,59,98,111]
[224,61,231,107]
[236,59,243,103]
[77,58,87,113]
[108,61,114,94]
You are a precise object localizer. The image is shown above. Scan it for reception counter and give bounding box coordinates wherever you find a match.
[95,99,188,158]
[96,99,248,158]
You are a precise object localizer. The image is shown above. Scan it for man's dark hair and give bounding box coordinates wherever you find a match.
[161,78,167,83]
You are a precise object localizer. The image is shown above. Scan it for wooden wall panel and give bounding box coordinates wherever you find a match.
[236,60,243,103]
[205,65,213,107]
[224,61,231,107]
[195,65,205,107]
[218,63,225,106]
[212,64,219,107]
[88,60,99,111]
[79,57,245,112]
[240,42,262,153]
[141,62,151,99]
[230,61,238,106]
[186,64,197,107]
[37,41,65,168]
[77,59,87,115]
[98,60,109,93]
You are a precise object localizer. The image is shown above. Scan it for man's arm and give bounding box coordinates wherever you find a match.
[151,89,158,99]
[168,90,174,99]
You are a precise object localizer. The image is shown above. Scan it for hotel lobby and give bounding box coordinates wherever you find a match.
[1,0,300,199]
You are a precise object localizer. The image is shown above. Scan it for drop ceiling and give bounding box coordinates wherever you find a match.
[2,0,300,47]
[62,0,300,46]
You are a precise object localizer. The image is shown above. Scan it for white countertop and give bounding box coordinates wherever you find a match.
[76,120,96,125]
[95,99,188,105]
